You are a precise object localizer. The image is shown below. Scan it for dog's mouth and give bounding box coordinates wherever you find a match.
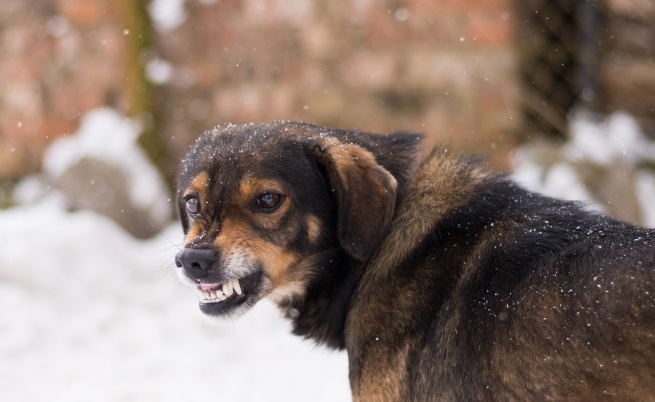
[196,272,261,316]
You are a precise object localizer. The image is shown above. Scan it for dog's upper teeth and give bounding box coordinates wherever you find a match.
[233,279,243,295]
[197,279,242,303]
[223,281,234,297]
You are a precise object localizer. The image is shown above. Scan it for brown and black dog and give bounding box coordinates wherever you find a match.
[174,121,655,401]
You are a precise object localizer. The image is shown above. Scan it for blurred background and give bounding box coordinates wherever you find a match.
[2,0,655,226]
[0,0,654,401]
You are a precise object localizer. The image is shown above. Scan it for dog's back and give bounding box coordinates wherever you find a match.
[346,149,655,401]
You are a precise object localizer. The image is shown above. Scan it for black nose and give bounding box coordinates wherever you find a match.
[175,248,217,279]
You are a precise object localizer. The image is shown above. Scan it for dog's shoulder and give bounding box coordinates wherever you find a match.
[346,147,655,400]
[345,149,505,397]
[359,148,503,279]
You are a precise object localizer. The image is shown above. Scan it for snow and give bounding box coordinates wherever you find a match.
[148,0,188,32]
[42,108,171,228]
[635,171,655,227]
[0,203,350,401]
[566,111,655,166]
[146,58,175,85]
[541,162,598,207]
[512,111,655,227]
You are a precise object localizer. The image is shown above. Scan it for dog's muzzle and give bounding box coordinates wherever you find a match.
[175,248,216,280]
[174,247,261,311]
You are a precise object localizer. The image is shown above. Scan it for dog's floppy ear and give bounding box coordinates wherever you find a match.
[310,138,397,261]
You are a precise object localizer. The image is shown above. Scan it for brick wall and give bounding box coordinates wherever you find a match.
[0,0,519,182]
[156,0,520,175]
[0,0,129,180]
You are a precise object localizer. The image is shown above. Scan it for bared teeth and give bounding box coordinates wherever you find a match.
[222,281,233,297]
[196,279,242,303]
[233,279,243,295]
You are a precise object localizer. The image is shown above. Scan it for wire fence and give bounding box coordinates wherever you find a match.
[517,0,655,139]
[516,0,608,139]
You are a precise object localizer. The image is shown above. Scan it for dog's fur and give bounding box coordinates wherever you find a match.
[175,121,655,401]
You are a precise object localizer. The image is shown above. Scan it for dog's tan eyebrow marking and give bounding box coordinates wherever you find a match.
[184,171,210,198]
[238,178,286,199]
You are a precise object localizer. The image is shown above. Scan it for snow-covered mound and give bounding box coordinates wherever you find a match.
[17,108,172,238]
[1,107,350,401]
[0,204,350,402]
[513,111,655,227]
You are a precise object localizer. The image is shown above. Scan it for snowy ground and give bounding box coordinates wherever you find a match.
[2,108,654,402]
[0,205,350,402]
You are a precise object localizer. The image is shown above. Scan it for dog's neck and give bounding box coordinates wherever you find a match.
[278,134,428,349]
[277,249,361,350]
[279,167,420,349]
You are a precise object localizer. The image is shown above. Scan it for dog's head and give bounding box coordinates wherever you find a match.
[175,121,420,317]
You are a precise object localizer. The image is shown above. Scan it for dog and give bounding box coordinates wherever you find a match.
[174,121,655,401]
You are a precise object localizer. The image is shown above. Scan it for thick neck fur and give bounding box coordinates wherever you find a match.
[281,133,424,349]
[283,145,498,349]
[280,249,362,349]
[364,149,498,282]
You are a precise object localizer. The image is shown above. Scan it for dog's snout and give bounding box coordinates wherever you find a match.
[175,248,217,279]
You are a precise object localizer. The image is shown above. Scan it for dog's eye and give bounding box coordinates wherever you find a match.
[186,197,200,215]
[256,193,282,210]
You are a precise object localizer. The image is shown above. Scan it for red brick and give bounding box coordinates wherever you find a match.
[57,0,114,25]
